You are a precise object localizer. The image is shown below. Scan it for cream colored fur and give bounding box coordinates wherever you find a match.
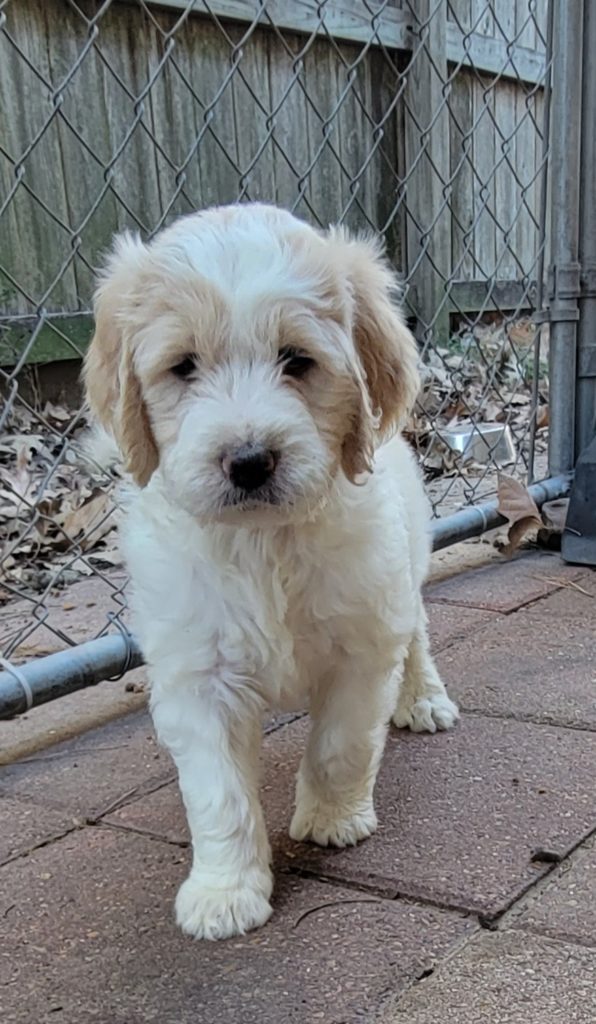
[84,204,458,941]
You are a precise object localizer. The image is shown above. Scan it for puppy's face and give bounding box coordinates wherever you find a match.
[85,205,419,525]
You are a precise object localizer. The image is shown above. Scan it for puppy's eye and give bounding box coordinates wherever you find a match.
[277,346,315,378]
[170,356,197,380]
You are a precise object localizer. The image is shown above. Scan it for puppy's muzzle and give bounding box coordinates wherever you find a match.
[222,443,278,493]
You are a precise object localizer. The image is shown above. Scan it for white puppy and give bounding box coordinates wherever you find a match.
[84,204,458,941]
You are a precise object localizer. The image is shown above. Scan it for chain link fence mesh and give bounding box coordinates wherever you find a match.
[0,0,551,667]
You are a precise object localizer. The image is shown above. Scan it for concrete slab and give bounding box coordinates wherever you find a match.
[0,710,173,820]
[425,600,501,652]
[265,716,596,918]
[426,551,586,613]
[514,837,596,947]
[0,796,75,865]
[0,826,475,1024]
[438,587,596,728]
[382,929,596,1023]
[107,714,596,920]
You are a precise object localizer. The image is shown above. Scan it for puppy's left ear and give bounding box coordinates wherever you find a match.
[339,231,420,433]
[327,230,420,482]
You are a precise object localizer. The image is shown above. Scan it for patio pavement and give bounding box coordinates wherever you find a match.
[1,549,595,1023]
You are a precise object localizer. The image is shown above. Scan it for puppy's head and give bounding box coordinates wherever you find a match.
[84,204,419,524]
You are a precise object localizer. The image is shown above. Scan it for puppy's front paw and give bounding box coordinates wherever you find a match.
[290,800,377,848]
[175,869,273,940]
[393,690,459,734]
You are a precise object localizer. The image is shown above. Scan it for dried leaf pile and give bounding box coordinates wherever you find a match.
[0,403,120,601]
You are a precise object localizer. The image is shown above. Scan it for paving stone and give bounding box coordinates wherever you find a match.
[514,837,596,947]
[438,587,596,728]
[425,551,586,613]
[0,710,173,820]
[425,600,501,652]
[381,929,596,1023]
[107,714,596,920]
[0,826,475,1024]
[0,796,75,865]
[263,717,596,918]
[104,778,186,841]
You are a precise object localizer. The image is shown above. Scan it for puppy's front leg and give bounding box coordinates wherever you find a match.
[151,679,272,940]
[290,649,405,848]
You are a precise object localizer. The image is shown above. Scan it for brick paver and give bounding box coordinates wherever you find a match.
[514,836,596,947]
[381,929,596,1022]
[0,827,474,1024]
[426,550,587,613]
[438,588,596,728]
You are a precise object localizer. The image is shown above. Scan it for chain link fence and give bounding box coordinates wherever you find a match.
[0,0,553,690]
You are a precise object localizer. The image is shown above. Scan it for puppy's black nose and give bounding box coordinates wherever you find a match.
[225,445,276,492]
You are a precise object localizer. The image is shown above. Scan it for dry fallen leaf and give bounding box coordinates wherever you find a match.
[497,473,544,557]
[59,490,115,551]
[536,405,549,430]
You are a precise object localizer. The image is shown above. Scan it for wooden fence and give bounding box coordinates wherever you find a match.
[0,0,549,363]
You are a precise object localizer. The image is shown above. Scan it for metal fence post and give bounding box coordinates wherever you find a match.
[547,0,584,476]
[575,0,596,457]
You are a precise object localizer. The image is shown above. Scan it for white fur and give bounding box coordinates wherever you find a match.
[86,204,459,941]
[121,437,458,939]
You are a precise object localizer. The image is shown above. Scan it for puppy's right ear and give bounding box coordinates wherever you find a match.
[84,233,159,487]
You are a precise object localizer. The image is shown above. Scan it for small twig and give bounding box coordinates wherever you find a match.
[2,904,16,919]
[292,897,382,930]
[528,574,593,597]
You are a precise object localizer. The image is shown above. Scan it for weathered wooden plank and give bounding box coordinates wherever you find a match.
[142,8,205,223]
[492,0,515,43]
[446,21,546,85]
[494,79,518,279]
[472,73,496,277]
[43,2,122,309]
[95,3,163,236]
[0,0,78,316]
[471,0,494,38]
[371,49,403,268]
[141,1,547,84]
[515,84,540,282]
[0,315,93,365]
[138,0,411,49]
[449,278,537,313]
[229,23,275,203]
[404,0,451,343]
[448,0,472,32]
[516,0,536,51]
[533,0,549,53]
[335,43,380,236]
[449,69,475,280]
[266,31,312,216]
[301,37,344,226]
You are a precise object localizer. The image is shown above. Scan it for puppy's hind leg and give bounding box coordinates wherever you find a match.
[392,604,459,734]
